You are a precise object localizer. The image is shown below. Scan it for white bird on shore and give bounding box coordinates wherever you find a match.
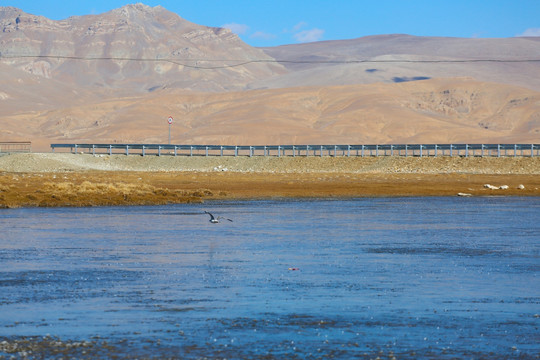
[204,211,233,223]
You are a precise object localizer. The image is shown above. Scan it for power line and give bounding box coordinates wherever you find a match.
[1,54,540,69]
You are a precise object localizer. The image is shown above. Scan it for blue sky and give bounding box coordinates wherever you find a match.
[5,0,540,46]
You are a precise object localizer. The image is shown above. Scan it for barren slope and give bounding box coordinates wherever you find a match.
[258,35,540,91]
[2,78,539,151]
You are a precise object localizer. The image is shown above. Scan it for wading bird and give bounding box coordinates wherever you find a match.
[205,211,233,223]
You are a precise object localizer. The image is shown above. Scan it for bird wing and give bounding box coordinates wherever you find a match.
[204,211,216,221]
[217,216,233,222]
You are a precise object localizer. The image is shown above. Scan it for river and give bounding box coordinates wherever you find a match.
[1,197,539,359]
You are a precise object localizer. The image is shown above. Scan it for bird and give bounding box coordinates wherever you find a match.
[204,211,233,223]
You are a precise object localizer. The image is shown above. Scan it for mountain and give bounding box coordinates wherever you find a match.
[3,5,540,93]
[256,35,540,91]
[0,4,284,92]
[1,4,539,151]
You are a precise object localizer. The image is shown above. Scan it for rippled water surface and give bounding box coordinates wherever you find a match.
[1,197,539,359]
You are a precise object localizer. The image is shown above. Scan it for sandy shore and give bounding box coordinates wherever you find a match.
[1,153,539,207]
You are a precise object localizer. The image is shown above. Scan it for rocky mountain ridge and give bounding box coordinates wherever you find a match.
[0,4,284,92]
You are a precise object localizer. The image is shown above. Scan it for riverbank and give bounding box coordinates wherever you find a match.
[1,153,539,207]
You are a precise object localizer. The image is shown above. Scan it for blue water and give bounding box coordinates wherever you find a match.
[0,197,539,359]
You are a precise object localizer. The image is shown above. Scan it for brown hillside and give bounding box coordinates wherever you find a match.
[2,78,539,151]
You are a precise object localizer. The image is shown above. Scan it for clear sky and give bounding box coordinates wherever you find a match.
[4,0,540,47]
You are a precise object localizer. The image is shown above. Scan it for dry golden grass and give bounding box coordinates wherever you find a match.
[0,169,539,208]
[43,181,159,196]
[0,174,211,208]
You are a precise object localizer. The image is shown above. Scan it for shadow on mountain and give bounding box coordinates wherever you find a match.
[392,76,431,83]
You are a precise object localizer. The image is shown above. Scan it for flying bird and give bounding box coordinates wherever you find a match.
[204,211,233,223]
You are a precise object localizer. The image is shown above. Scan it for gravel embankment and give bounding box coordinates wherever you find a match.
[1,153,540,174]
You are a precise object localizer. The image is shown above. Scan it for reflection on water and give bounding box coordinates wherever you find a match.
[0,197,539,358]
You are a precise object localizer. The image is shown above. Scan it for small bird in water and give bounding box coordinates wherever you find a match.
[204,211,233,223]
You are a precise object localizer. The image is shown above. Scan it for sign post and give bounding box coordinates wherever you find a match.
[167,116,173,144]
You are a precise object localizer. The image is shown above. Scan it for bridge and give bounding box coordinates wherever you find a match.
[50,143,540,157]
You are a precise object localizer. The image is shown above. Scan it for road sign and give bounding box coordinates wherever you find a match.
[167,116,173,144]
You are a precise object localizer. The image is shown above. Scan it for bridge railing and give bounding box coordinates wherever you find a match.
[50,143,540,157]
[0,141,32,153]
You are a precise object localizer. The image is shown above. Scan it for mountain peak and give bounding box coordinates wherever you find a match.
[110,3,163,17]
[0,6,54,33]
[100,3,191,31]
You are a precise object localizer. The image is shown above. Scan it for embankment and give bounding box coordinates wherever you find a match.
[1,153,539,207]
